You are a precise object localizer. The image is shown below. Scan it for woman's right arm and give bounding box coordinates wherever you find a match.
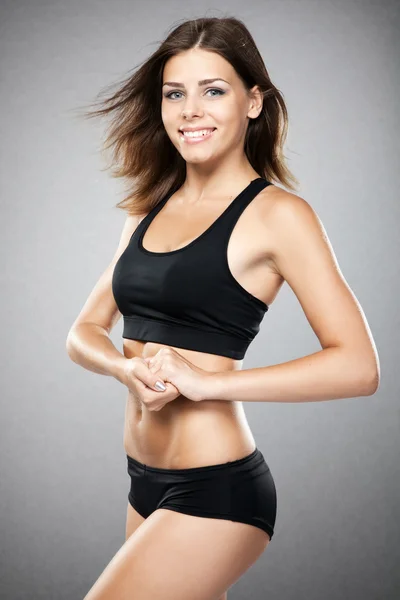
[65,214,142,385]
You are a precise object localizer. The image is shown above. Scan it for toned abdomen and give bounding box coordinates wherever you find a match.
[122,340,256,469]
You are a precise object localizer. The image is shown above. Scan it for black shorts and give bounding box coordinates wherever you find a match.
[126,446,277,540]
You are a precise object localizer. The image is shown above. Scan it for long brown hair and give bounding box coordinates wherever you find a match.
[77,16,299,216]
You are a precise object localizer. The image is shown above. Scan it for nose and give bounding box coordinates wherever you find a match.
[181,96,204,119]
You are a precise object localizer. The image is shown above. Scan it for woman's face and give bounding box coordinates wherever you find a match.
[161,48,259,165]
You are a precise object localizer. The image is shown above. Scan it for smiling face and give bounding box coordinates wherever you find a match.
[161,48,261,165]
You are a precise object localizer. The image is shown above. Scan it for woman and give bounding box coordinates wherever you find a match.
[66,16,380,600]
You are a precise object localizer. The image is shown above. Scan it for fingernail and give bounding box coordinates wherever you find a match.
[154,380,166,391]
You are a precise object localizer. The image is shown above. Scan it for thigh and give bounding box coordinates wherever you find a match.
[125,502,145,540]
[84,507,270,600]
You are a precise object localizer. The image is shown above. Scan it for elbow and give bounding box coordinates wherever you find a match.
[66,329,77,362]
[359,368,380,396]
[362,350,381,396]
[343,346,380,397]
[366,370,380,396]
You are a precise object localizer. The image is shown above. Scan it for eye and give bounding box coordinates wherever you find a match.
[206,88,225,97]
[163,88,225,100]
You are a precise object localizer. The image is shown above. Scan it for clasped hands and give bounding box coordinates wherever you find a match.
[121,347,214,412]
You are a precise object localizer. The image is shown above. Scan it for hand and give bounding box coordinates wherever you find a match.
[144,347,212,403]
[121,356,181,412]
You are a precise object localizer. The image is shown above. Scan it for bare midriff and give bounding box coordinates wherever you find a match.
[122,339,256,469]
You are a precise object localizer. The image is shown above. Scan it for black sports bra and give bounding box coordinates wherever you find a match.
[112,177,272,359]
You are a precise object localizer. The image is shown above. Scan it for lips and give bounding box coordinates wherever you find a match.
[179,127,217,134]
[178,128,217,143]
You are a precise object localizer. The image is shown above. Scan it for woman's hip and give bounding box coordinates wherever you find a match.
[126,446,277,540]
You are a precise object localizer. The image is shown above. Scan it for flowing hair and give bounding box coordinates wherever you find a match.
[76,15,299,216]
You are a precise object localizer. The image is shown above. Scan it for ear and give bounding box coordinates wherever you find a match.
[247,85,263,119]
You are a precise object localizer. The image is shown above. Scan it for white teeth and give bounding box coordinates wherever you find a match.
[181,129,215,138]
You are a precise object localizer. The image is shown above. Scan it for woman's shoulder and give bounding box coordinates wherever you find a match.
[258,184,312,224]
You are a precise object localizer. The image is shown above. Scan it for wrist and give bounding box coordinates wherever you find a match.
[201,371,227,401]
[111,355,130,386]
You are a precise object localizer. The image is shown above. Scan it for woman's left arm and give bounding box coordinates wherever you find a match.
[204,192,380,404]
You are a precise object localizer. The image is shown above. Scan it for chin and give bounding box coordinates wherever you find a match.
[184,155,217,164]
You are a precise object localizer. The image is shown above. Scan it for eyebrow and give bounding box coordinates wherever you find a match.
[162,78,230,88]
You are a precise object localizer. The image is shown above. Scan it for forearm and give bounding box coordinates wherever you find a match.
[66,323,129,384]
[206,346,378,403]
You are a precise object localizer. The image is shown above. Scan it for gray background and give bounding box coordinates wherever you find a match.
[1,1,398,599]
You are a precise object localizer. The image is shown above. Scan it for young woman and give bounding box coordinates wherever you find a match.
[67,16,380,600]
